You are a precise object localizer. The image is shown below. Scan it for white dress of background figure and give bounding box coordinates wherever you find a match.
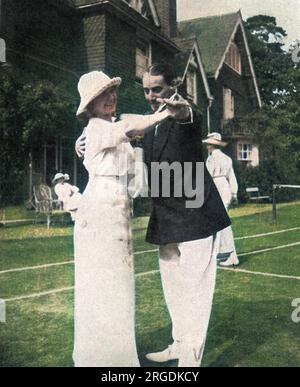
[54,177,81,221]
[206,148,239,266]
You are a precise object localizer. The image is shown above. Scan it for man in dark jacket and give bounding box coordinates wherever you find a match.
[76,64,231,367]
[140,64,230,367]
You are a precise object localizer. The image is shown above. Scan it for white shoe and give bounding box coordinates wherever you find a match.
[146,343,180,363]
[219,253,239,267]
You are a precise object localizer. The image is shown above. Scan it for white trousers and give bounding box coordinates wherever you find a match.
[159,234,220,367]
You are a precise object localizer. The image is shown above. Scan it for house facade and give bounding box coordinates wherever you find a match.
[179,11,262,167]
[0,1,261,202]
[1,0,212,196]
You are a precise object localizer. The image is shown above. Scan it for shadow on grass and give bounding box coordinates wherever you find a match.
[138,323,178,367]
[137,294,300,368]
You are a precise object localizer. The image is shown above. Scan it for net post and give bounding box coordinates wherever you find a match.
[272,185,278,223]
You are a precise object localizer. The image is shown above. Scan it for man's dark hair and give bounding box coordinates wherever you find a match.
[146,63,176,86]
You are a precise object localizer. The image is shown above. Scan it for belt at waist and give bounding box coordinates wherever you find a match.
[213,175,227,179]
[88,175,129,196]
[94,175,126,181]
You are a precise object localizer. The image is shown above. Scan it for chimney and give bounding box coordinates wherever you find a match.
[153,0,177,38]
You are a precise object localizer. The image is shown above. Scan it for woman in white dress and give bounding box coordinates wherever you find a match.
[53,173,81,220]
[73,71,182,367]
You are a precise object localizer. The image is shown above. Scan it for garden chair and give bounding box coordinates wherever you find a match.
[33,185,65,228]
[246,187,271,203]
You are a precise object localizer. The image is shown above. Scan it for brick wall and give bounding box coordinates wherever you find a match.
[75,12,106,74]
[1,0,77,79]
[151,40,175,65]
[153,0,177,38]
[104,13,146,114]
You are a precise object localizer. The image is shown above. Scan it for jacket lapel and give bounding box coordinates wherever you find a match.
[143,127,155,166]
[152,119,172,161]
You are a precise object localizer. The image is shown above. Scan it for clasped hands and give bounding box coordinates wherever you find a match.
[75,96,191,158]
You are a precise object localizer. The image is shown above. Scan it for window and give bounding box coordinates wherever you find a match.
[223,88,235,120]
[125,0,148,18]
[238,143,253,161]
[0,38,6,63]
[186,66,197,104]
[136,41,150,80]
[225,42,241,74]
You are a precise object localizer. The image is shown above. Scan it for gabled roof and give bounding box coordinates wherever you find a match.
[72,0,95,6]
[73,0,160,26]
[178,12,239,77]
[178,11,262,108]
[174,37,195,79]
[74,0,177,50]
[174,37,213,101]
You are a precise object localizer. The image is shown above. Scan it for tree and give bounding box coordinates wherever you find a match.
[245,15,294,107]
[19,80,77,150]
[0,64,78,204]
[0,66,25,204]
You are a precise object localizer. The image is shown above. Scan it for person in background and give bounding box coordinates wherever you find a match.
[203,132,239,267]
[52,173,81,221]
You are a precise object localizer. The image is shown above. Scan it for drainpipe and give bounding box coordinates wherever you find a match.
[207,98,213,134]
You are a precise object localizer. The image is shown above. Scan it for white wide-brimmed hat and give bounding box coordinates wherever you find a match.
[52,173,66,184]
[76,71,122,116]
[202,132,228,147]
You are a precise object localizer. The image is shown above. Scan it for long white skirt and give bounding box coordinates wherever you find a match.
[73,176,140,367]
[213,176,236,255]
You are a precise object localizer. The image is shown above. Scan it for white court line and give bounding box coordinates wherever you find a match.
[219,267,300,281]
[1,226,300,276]
[4,263,300,304]
[3,240,300,303]
[4,287,74,303]
[239,241,300,257]
[135,226,300,255]
[136,270,159,278]
[235,226,300,241]
[0,261,73,276]
[135,249,158,256]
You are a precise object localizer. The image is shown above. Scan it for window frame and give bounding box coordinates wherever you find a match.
[237,143,253,162]
[223,87,235,121]
[135,40,151,81]
[186,64,198,105]
[225,42,242,75]
[123,0,149,20]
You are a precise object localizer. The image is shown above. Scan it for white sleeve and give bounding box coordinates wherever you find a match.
[86,118,131,152]
[83,119,131,172]
[54,185,63,201]
[54,185,59,198]
[83,119,132,174]
[71,185,80,194]
[206,156,215,177]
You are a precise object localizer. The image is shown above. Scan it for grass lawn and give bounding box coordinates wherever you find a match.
[0,206,35,221]
[0,202,300,367]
